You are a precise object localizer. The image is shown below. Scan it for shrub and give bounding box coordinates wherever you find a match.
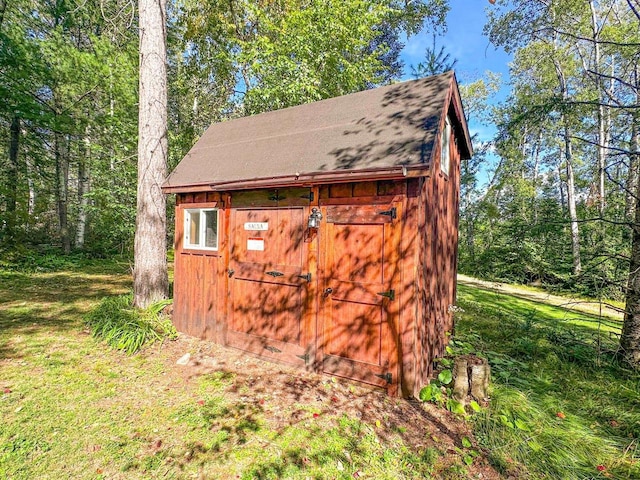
[85,293,176,354]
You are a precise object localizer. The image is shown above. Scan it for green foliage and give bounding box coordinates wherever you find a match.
[437,369,453,385]
[457,283,640,479]
[85,294,176,354]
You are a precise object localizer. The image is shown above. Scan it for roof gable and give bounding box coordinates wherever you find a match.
[164,71,472,192]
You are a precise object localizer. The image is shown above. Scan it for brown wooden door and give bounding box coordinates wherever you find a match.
[227,206,310,365]
[319,204,399,390]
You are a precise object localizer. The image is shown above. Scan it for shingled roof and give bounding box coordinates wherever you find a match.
[163,71,472,192]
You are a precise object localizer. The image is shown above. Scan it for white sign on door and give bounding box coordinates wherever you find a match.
[247,237,265,251]
[244,222,268,231]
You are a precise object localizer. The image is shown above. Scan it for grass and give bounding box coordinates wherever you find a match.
[0,258,475,480]
[456,283,640,479]
[4,256,639,479]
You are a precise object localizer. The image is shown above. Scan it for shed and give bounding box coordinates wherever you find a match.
[163,71,472,397]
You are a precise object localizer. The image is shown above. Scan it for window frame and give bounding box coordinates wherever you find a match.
[440,115,452,177]
[184,207,219,251]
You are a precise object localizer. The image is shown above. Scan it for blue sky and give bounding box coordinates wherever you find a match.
[400,0,513,143]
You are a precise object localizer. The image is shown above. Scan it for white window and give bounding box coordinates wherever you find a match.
[441,115,451,176]
[184,208,219,250]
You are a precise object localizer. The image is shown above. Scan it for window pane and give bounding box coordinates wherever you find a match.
[441,117,451,176]
[189,211,200,246]
[204,210,218,248]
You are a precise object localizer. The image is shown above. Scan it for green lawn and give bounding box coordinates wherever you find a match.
[456,283,640,479]
[2,259,639,479]
[1,260,488,480]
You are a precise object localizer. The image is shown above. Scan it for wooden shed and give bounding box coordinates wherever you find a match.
[163,71,472,397]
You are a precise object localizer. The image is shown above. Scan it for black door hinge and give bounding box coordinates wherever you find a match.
[296,353,309,364]
[265,345,281,353]
[266,270,284,277]
[297,273,312,282]
[378,207,397,219]
[375,372,392,384]
[376,289,395,301]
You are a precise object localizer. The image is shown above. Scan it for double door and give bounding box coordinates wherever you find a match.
[227,194,399,390]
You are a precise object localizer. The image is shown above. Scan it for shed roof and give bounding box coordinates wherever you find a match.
[163,71,472,192]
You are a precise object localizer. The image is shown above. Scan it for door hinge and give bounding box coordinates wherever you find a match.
[297,272,312,282]
[296,353,309,364]
[376,289,395,301]
[378,207,397,219]
[375,372,392,384]
[266,270,284,277]
[265,345,281,353]
[299,192,314,202]
[227,268,235,277]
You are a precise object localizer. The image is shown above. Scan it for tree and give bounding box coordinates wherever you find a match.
[134,0,169,308]
[411,34,457,78]
[481,0,640,368]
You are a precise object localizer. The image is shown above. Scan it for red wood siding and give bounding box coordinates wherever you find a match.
[173,193,224,339]
[171,165,461,398]
[414,106,462,393]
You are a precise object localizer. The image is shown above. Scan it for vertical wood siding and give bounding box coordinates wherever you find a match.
[171,162,461,397]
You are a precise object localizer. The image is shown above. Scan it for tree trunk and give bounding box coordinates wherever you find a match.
[590,0,608,216]
[564,128,582,275]
[627,118,639,223]
[6,115,20,240]
[622,179,640,369]
[554,56,582,276]
[622,86,640,369]
[26,153,35,218]
[134,0,169,308]
[557,164,566,213]
[75,130,91,249]
[54,132,71,254]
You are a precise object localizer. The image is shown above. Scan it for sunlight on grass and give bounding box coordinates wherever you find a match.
[457,284,640,479]
[1,261,472,479]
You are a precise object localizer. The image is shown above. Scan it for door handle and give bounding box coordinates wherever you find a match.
[324,287,333,296]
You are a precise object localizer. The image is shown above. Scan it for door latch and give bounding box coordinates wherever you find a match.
[376,289,395,301]
[266,270,284,277]
[297,273,312,282]
[227,268,235,277]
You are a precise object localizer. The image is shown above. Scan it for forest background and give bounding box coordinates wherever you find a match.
[1,1,639,360]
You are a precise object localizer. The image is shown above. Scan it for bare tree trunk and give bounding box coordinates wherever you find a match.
[134,0,169,308]
[6,115,20,240]
[55,132,71,254]
[589,0,608,216]
[558,164,566,213]
[554,56,582,276]
[75,129,91,249]
[623,157,640,369]
[622,65,640,369]
[626,66,640,223]
[26,157,35,218]
[564,125,582,275]
[627,119,639,222]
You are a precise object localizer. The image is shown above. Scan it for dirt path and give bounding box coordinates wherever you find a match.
[457,274,624,321]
